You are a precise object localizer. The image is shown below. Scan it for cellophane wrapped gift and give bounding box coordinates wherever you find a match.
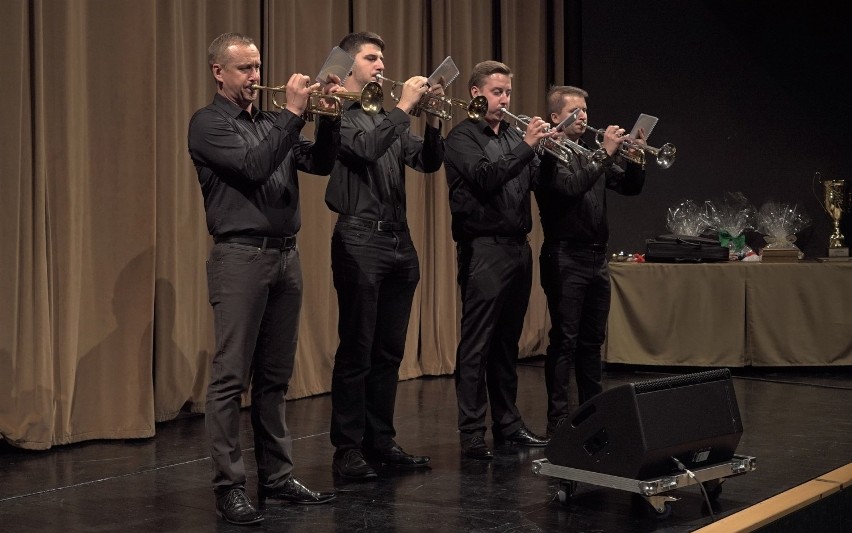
[704,192,756,260]
[666,200,712,236]
[757,201,811,255]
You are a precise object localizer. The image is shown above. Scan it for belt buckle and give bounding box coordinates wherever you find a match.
[376,220,388,232]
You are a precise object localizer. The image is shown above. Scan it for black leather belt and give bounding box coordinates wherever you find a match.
[214,235,297,249]
[337,215,408,232]
[546,240,607,253]
[471,235,528,245]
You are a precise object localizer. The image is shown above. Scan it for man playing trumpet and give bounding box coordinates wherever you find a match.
[535,86,646,439]
[187,32,344,526]
[443,60,553,461]
[326,31,445,481]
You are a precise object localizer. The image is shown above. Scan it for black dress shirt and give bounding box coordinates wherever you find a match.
[325,101,444,221]
[188,93,340,239]
[444,118,539,242]
[535,143,645,244]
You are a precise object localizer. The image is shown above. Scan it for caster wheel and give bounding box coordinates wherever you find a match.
[556,480,577,505]
[632,494,674,519]
[703,479,723,501]
[653,501,673,519]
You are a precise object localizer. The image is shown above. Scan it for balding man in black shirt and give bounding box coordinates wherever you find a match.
[188,32,341,525]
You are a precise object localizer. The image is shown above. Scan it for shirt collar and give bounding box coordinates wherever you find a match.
[475,118,510,136]
[213,93,259,120]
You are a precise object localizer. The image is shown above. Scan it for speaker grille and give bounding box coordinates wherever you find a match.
[632,368,731,394]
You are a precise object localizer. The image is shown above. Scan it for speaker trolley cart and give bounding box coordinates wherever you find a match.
[532,451,757,516]
[534,369,755,517]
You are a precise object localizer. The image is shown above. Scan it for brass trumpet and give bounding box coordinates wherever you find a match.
[580,121,677,169]
[375,74,488,121]
[251,81,383,117]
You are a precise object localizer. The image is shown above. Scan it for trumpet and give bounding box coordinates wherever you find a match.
[375,74,488,121]
[251,81,383,118]
[500,108,607,169]
[579,121,677,169]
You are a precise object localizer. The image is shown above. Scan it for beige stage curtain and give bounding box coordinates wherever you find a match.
[1,0,570,450]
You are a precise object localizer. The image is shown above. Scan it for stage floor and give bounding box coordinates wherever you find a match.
[2,358,851,532]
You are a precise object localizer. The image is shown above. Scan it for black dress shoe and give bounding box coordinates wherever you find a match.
[367,444,430,468]
[462,436,493,460]
[258,477,336,505]
[215,488,264,525]
[502,425,549,447]
[333,448,378,480]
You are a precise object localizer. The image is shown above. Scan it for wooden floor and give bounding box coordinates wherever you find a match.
[2,358,851,532]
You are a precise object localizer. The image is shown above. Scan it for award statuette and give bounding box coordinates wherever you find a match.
[822,178,849,258]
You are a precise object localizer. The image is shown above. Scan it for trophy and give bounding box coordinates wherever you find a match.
[822,178,849,257]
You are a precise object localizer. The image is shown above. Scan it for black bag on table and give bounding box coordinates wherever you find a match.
[644,234,729,263]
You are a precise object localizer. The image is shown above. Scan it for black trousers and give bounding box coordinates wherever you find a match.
[204,242,301,495]
[539,244,609,433]
[329,223,420,453]
[454,237,532,442]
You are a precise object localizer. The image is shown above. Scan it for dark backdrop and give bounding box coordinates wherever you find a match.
[577,1,850,258]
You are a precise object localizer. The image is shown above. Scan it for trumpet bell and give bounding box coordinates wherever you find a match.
[421,95,489,121]
[654,143,677,169]
[357,81,383,115]
[327,81,383,115]
[466,96,489,122]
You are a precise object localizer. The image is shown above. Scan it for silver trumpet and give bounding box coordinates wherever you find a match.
[376,74,488,121]
[579,121,677,169]
[500,108,607,168]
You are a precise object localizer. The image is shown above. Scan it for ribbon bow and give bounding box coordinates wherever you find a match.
[719,231,746,251]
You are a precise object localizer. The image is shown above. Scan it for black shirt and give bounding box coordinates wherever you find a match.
[187,93,341,239]
[325,101,444,221]
[444,118,538,242]
[535,143,645,244]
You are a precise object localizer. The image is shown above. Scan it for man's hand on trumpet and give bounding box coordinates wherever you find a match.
[319,73,344,93]
[316,73,345,114]
[396,75,430,115]
[521,115,554,150]
[623,127,647,158]
[599,125,627,157]
[284,73,321,117]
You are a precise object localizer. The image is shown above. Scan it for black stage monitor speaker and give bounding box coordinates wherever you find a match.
[545,368,743,480]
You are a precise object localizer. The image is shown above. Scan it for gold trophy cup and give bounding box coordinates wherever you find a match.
[822,179,849,257]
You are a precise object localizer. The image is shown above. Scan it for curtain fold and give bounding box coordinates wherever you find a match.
[152,0,263,421]
[2,0,569,450]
